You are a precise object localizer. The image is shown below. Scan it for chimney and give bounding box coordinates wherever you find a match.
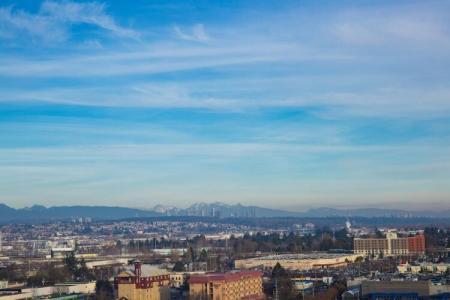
[134,260,142,279]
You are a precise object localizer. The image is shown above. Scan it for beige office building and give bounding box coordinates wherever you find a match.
[354,233,425,256]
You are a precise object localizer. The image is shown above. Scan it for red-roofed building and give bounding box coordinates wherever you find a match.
[188,270,264,300]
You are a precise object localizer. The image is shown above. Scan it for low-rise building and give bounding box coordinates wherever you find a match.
[342,288,360,300]
[50,247,74,259]
[362,280,450,298]
[291,279,313,292]
[0,282,95,300]
[189,270,264,300]
[169,271,206,289]
[398,263,450,274]
[235,253,361,270]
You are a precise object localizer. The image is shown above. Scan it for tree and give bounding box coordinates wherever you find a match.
[63,252,93,281]
[199,249,208,262]
[272,262,288,278]
[375,229,384,238]
[287,242,299,253]
[215,254,224,272]
[355,256,364,263]
[95,280,114,300]
[424,227,449,257]
[64,252,78,278]
[319,233,334,251]
[185,246,196,263]
[79,259,94,281]
[26,263,71,287]
[172,261,186,272]
[0,263,23,281]
[271,263,295,300]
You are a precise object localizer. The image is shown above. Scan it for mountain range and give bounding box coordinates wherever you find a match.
[0,203,160,223]
[0,202,448,223]
[152,202,450,218]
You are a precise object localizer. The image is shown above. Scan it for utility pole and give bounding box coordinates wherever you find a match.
[274,277,279,300]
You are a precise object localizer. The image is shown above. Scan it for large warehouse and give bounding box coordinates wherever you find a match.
[235,252,361,270]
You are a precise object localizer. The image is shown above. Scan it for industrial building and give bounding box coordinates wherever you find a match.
[0,282,96,300]
[235,253,361,270]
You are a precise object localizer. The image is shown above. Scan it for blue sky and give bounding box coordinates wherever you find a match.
[1,0,450,210]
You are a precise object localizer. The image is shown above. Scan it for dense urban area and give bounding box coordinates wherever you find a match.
[0,214,449,300]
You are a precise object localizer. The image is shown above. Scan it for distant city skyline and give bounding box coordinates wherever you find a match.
[1,0,450,210]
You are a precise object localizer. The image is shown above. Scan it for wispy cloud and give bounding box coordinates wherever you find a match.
[0,41,312,77]
[1,1,448,119]
[0,6,66,41]
[40,1,138,38]
[0,0,138,42]
[1,143,447,164]
[173,23,208,42]
[2,80,450,118]
[333,5,450,48]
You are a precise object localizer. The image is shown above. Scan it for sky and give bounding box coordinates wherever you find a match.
[1,0,450,211]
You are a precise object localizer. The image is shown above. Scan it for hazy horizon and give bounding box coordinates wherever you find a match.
[1,200,449,213]
[1,0,450,210]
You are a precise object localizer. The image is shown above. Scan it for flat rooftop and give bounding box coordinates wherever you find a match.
[241,252,356,261]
